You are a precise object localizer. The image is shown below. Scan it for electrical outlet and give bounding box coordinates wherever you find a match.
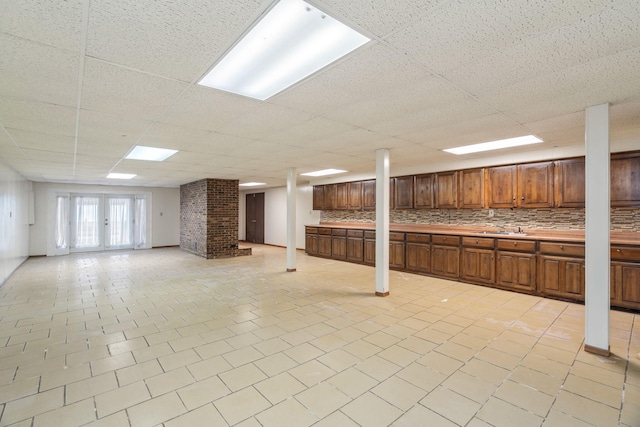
[488,209,495,218]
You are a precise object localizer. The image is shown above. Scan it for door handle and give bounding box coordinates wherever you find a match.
[252,220,257,223]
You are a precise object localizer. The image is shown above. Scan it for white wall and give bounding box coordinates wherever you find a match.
[30,182,180,256]
[0,161,30,285]
[239,185,319,249]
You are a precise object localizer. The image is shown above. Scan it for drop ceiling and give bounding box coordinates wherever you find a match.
[1,0,639,188]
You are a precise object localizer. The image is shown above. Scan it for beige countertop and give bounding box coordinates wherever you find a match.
[307,222,640,245]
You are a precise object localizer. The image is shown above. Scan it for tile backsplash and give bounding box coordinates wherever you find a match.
[320,208,640,232]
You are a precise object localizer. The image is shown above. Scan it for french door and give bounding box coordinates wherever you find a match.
[69,194,135,252]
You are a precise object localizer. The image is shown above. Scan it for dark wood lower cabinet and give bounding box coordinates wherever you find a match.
[431,245,460,279]
[347,237,364,263]
[539,255,585,301]
[496,251,536,292]
[364,239,376,265]
[306,234,318,255]
[332,236,346,259]
[318,235,332,257]
[461,247,495,284]
[406,243,431,274]
[611,262,640,309]
[389,241,405,269]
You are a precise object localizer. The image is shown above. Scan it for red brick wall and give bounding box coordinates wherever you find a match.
[180,178,243,259]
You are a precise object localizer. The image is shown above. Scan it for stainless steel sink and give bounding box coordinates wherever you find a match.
[473,231,527,236]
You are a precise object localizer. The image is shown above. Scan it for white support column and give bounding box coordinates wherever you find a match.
[375,149,390,296]
[584,103,610,356]
[286,167,297,272]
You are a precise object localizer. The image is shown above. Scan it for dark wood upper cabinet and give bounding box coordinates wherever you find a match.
[518,161,554,208]
[555,158,585,208]
[414,174,434,209]
[335,183,349,210]
[312,185,324,210]
[363,179,376,210]
[488,165,517,208]
[348,181,362,210]
[435,171,458,209]
[611,151,640,207]
[323,184,336,210]
[459,168,485,209]
[394,176,414,209]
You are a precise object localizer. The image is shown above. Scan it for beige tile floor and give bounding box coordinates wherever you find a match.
[0,244,638,426]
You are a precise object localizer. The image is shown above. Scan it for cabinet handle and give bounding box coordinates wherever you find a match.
[560,245,563,249]
[521,196,525,200]
[475,239,479,244]
[617,249,621,253]
[514,242,518,247]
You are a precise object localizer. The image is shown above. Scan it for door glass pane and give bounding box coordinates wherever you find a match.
[55,195,69,250]
[134,196,146,248]
[71,196,101,249]
[106,196,133,249]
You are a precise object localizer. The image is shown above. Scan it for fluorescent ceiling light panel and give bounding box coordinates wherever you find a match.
[443,135,543,155]
[239,182,266,187]
[125,145,178,161]
[300,168,347,177]
[107,173,136,179]
[198,0,370,100]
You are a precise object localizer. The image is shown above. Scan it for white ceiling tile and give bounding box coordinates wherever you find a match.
[86,0,264,81]
[0,0,84,51]
[215,103,314,140]
[9,129,76,153]
[0,98,76,136]
[0,34,79,107]
[80,58,189,121]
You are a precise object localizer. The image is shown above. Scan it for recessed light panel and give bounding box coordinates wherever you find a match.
[125,145,178,161]
[198,0,370,100]
[107,173,136,179]
[300,168,347,177]
[443,135,543,155]
[239,182,266,187]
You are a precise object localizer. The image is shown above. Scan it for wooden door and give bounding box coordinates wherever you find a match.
[431,245,460,278]
[554,158,585,208]
[461,247,495,284]
[459,168,485,209]
[245,192,264,244]
[347,237,364,262]
[488,165,517,208]
[335,183,349,210]
[496,251,536,292]
[414,174,434,209]
[312,185,324,210]
[364,238,376,265]
[363,180,376,210]
[324,184,336,210]
[539,256,585,301]
[518,162,554,208]
[389,241,405,269]
[305,234,318,255]
[394,176,414,209]
[406,243,431,274]
[435,171,458,208]
[348,181,362,210]
[611,152,640,207]
[318,234,332,257]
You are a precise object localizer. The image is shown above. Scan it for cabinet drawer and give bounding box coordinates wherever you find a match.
[432,235,460,246]
[306,227,318,234]
[332,228,346,236]
[406,233,430,243]
[390,232,405,241]
[497,239,536,253]
[364,231,376,239]
[318,228,332,235]
[348,229,364,237]
[540,242,584,257]
[462,236,494,249]
[611,246,640,261]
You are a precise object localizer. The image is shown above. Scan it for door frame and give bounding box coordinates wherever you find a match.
[245,192,265,244]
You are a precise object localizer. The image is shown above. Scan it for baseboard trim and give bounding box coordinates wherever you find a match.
[584,344,610,357]
[286,268,296,272]
[375,291,389,297]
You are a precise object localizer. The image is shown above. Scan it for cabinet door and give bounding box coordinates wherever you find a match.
[394,176,414,209]
[348,181,362,210]
[488,165,517,208]
[611,262,640,310]
[332,236,347,259]
[363,180,376,210]
[539,256,585,301]
[323,184,336,210]
[435,171,458,208]
[518,162,554,208]
[496,251,536,292]
[406,243,431,274]
[335,183,349,210]
[611,152,640,207]
[347,237,364,263]
[431,245,460,278]
[389,241,405,269]
[459,168,485,209]
[312,186,324,210]
[318,235,332,257]
[414,174,434,209]
[364,239,376,265]
[461,247,495,284]
[305,234,318,255]
[554,158,585,208]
